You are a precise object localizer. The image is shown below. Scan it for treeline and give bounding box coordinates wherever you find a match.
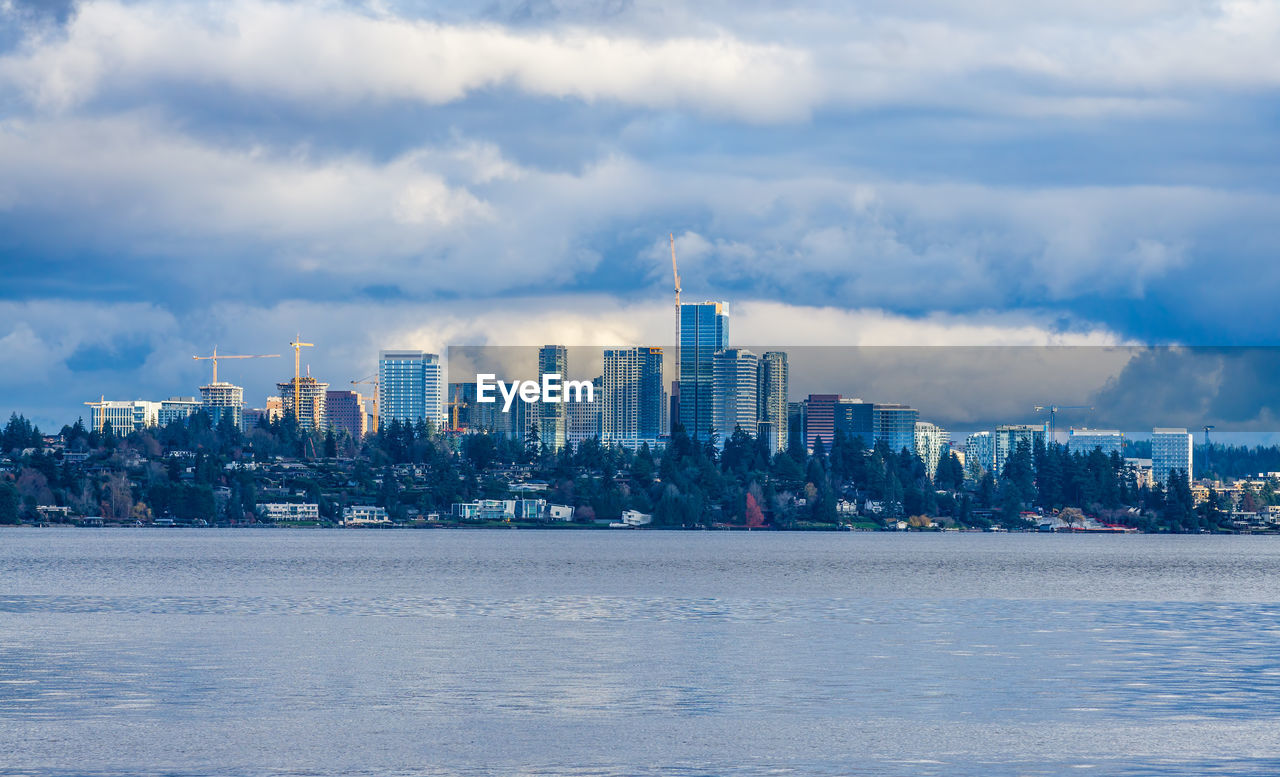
[2,407,1277,532]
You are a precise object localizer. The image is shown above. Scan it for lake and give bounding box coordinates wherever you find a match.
[3,529,1280,776]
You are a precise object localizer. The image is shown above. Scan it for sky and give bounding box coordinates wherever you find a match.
[1,0,1279,431]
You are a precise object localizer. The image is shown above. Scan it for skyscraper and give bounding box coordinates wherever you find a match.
[200,382,243,430]
[678,302,728,440]
[278,376,328,431]
[835,398,874,446]
[804,394,840,452]
[712,348,758,443]
[537,345,568,451]
[158,397,200,427]
[1067,428,1124,457]
[757,351,788,454]
[325,390,366,439]
[914,421,950,479]
[567,376,603,448]
[964,431,995,480]
[1152,427,1194,486]
[378,350,445,430]
[602,347,665,446]
[874,404,920,455]
[637,346,666,441]
[994,424,1046,475]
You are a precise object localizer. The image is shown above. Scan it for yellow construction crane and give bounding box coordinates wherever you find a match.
[84,395,107,434]
[288,335,315,420]
[351,375,379,435]
[447,385,467,432]
[192,346,281,384]
[670,232,681,382]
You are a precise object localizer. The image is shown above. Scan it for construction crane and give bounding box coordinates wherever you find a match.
[1203,425,1215,475]
[84,396,107,434]
[192,347,280,384]
[288,335,315,421]
[352,375,379,435]
[447,384,468,433]
[670,232,681,383]
[1033,404,1094,444]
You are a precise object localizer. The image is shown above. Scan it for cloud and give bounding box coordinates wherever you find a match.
[0,0,820,122]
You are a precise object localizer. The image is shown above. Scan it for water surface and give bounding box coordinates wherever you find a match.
[3,530,1280,776]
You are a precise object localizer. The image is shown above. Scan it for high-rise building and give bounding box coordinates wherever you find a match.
[567,376,603,448]
[537,345,568,451]
[757,351,789,454]
[964,431,995,480]
[835,398,874,446]
[602,347,665,446]
[804,394,840,452]
[712,348,758,443]
[447,382,478,430]
[637,347,666,441]
[914,421,950,478]
[326,390,366,439]
[678,302,728,439]
[199,382,244,430]
[994,424,1046,475]
[1067,428,1124,457]
[158,397,200,427]
[378,350,445,430]
[1152,427,1194,487]
[89,400,161,435]
[874,403,920,454]
[278,376,329,432]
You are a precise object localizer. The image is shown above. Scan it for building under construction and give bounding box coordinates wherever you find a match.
[277,376,329,432]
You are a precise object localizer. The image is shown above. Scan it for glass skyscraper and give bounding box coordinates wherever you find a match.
[757,351,788,454]
[678,301,728,440]
[537,345,568,451]
[712,348,758,443]
[378,350,445,429]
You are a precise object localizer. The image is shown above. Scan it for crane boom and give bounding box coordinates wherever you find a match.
[289,335,315,422]
[1033,404,1094,444]
[670,232,681,386]
[352,375,379,435]
[193,347,281,384]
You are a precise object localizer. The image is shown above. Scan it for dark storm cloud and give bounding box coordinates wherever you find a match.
[1,0,1279,426]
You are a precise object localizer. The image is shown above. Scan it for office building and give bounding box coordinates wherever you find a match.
[914,421,950,478]
[1067,428,1124,457]
[602,347,665,446]
[278,376,329,432]
[538,345,568,451]
[804,394,840,452]
[874,403,920,455]
[158,397,200,427]
[89,400,160,435]
[757,351,789,454]
[199,382,244,430]
[964,431,995,480]
[378,350,445,429]
[1152,427,1194,487]
[567,376,603,449]
[712,349,758,442]
[326,390,366,439]
[836,398,875,445]
[994,424,1046,475]
[678,301,729,440]
[637,347,666,441]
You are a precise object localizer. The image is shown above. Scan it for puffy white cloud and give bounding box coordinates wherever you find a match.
[0,0,820,122]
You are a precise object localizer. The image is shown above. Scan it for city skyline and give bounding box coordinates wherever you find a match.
[4,1,1280,430]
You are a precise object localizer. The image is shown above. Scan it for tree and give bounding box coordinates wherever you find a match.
[0,480,19,524]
